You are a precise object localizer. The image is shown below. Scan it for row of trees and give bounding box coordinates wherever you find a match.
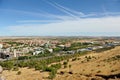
[18,53,54,60]
[0,51,88,70]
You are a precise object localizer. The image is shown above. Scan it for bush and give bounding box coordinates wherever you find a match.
[64,65,67,68]
[68,71,73,74]
[27,61,36,68]
[17,71,21,75]
[69,65,71,68]
[35,65,43,70]
[48,68,57,79]
[97,70,101,73]
[72,58,77,61]
[13,66,19,71]
[67,59,69,62]
[63,61,68,65]
[60,71,65,75]
[1,61,14,70]
[50,63,61,69]
[18,56,28,60]
[17,61,27,67]
[43,66,54,72]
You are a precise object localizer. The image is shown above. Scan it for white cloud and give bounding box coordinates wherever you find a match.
[17,20,62,23]
[0,9,75,20]
[1,1,120,36]
[6,16,120,36]
[42,0,80,20]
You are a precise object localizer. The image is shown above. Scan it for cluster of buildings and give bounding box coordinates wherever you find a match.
[0,40,60,59]
[66,41,120,54]
[0,38,120,60]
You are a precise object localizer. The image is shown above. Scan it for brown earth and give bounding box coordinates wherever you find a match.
[2,46,120,80]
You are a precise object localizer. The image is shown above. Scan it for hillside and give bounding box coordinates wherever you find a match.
[54,46,120,80]
[1,46,120,80]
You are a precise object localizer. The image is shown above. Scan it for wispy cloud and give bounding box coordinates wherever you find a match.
[42,0,80,20]
[5,16,120,36]
[17,20,62,23]
[42,0,120,18]
[52,1,96,17]
[0,9,76,20]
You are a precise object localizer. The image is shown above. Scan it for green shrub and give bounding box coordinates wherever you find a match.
[1,61,14,70]
[60,71,65,75]
[17,71,21,75]
[97,70,101,73]
[17,61,27,67]
[72,58,77,61]
[64,65,67,68]
[35,65,43,70]
[48,68,57,79]
[50,63,61,69]
[18,56,28,60]
[13,66,19,71]
[63,61,68,65]
[69,65,71,68]
[43,66,54,72]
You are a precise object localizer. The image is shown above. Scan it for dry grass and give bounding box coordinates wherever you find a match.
[2,46,120,80]
[55,46,120,80]
[2,68,49,80]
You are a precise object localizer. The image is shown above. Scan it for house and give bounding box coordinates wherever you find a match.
[92,47,99,50]
[47,48,53,53]
[97,46,104,49]
[0,44,3,49]
[33,48,44,55]
[58,45,65,48]
[66,51,75,54]
[77,48,90,52]
[33,51,43,55]
[113,42,120,46]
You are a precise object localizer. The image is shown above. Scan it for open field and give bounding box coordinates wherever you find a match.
[1,46,120,80]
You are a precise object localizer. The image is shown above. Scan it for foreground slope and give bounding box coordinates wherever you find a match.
[55,47,120,80]
[2,46,120,80]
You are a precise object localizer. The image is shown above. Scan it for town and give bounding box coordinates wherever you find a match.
[0,37,120,60]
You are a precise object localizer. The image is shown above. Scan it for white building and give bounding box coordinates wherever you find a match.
[58,45,65,48]
[14,49,17,57]
[0,44,3,49]
[33,50,44,55]
[47,49,53,53]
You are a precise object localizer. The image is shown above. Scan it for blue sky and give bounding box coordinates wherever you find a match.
[0,0,120,36]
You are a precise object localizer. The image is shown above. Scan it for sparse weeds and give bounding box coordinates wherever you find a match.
[111,69,117,72]
[97,70,101,73]
[68,71,73,74]
[97,64,100,67]
[72,57,77,61]
[17,71,21,75]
